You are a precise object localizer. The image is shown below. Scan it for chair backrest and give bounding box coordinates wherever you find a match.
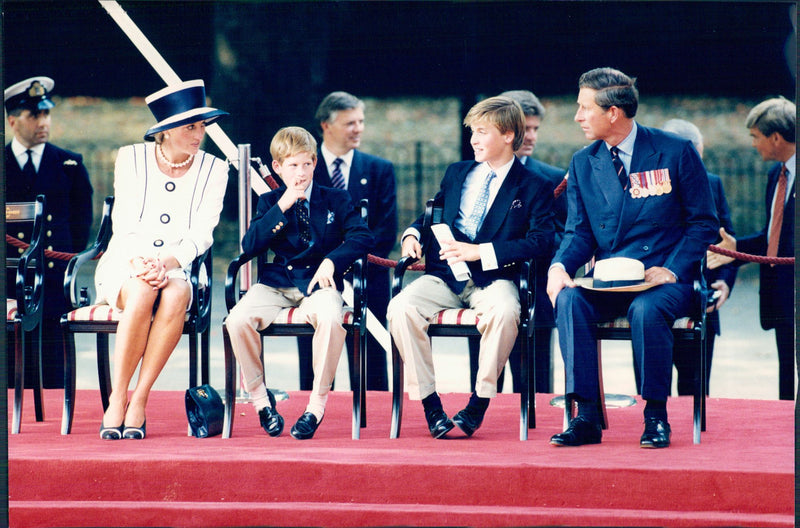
[63,196,114,309]
[6,195,46,328]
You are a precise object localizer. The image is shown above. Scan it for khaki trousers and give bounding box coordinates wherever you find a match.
[387,275,519,400]
[225,284,346,403]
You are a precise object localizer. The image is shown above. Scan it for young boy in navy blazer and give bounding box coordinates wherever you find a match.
[225,126,374,440]
[387,96,555,439]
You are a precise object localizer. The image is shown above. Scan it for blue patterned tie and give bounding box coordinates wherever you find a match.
[330,158,345,189]
[610,146,628,189]
[295,198,311,245]
[464,171,496,240]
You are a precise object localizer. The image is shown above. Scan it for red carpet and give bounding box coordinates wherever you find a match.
[8,389,794,527]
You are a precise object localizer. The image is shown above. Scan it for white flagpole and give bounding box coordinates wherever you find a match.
[98,0,393,358]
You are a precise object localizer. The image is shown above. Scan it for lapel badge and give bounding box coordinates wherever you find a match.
[510,199,523,209]
[327,210,335,224]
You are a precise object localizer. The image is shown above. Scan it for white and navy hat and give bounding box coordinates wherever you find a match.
[143,80,228,141]
[4,76,56,113]
[574,257,656,292]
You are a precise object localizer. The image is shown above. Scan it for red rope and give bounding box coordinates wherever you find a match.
[9,175,792,270]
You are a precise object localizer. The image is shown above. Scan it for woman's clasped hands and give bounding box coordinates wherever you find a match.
[130,256,169,290]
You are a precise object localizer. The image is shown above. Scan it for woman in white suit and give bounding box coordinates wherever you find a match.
[96,80,229,439]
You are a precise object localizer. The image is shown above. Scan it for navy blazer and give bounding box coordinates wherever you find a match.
[242,184,374,295]
[736,161,795,329]
[554,125,718,284]
[413,158,555,294]
[314,149,397,258]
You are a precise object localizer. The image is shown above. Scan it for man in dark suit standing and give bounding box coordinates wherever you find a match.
[547,68,718,448]
[5,76,93,389]
[297,91,397,391]
[388,96,554,438]
[662,119,738,396]
[708,96,795,400]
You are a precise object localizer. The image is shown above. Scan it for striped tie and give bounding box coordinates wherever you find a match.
[610,146,627,189]
[766,163,787,261]
[330,158,345,189]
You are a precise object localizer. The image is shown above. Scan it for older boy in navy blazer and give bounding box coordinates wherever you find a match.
[226,127,374,440]
[388,96,554,439]
[547,68,718,448]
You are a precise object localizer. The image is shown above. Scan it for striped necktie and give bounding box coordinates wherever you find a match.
[330,158,345,189]
[610,146,627,189]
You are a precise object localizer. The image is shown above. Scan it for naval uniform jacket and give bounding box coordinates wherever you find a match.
[242,183,374,296]
[413,157,555,295]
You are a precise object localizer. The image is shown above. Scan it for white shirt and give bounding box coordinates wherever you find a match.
[320,143,354,190]
[11,138,45,172]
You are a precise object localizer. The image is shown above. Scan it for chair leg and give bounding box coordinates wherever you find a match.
[351,328,362,440]
[222,323,236,439]
[595,341,609,430]
[188,332,198,389]
[390,338,403,439]
[360,328,367,429]
[518,333,529,441]
[201,328,210,386]
[528,328,536,430]
[693,331,706,444]
[12,325,24,434]
[32,325,44,422]
[97,334,111,412]
[61,329,77,435]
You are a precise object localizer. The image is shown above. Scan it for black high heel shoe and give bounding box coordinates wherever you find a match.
[99,422,124,440]
[122,419,146,440]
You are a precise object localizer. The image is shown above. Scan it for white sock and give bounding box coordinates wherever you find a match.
[305,393,328,421]
[249,384,270,412]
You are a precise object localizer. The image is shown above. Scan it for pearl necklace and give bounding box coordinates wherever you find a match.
[157,144,194,169]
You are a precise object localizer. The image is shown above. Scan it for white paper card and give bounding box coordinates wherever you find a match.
[431,223,472,281]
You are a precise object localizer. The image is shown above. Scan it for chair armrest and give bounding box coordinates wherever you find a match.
[63,196,114,308]
[225,253,256,312]
[189,248,213,328]
[391,255,419,297]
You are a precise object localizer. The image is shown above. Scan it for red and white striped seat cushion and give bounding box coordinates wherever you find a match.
[598,316,696,330]
[66,303,191,323]
[272,306,355,325]
[7,299,18,321]
[429,308,480,326]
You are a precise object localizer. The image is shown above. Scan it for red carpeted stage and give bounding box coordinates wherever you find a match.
[8,389,794,528]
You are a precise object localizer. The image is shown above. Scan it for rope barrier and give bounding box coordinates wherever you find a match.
[7,176,792,269]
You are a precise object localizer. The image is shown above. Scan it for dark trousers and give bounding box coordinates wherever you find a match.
[298,264,389,391]
[555,283,693,403]
[468,325,553,394]
[775,323,794,401]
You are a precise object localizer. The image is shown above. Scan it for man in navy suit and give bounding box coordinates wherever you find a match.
[387,96,554,438]
[226,127,374,439]
[547,68,718,448]
[5,76,93,389]
[297,91,398,392]
[661,119,737,396]
[708,96,795,400]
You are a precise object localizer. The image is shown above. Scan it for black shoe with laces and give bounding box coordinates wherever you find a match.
[550,416,602,447]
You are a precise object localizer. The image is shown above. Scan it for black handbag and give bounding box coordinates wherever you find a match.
[185,384,224,438]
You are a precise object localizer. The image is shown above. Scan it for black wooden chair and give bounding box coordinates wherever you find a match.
[563,263,709,444]
[390,198,536,441]
[221,200,369,439]
[6,195,46,433]
[60,196,213,434]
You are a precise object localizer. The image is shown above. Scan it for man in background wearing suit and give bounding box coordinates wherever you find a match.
[388,96,554,439]
[298,91,397,392]
[708,96,795,400]
[661,118,737,396]
[5,76,93,389]
[547,68,718,448]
